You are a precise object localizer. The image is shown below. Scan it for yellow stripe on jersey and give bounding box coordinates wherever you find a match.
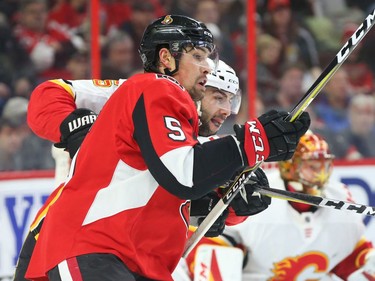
[50,79,75,100]
[29,183,65,235]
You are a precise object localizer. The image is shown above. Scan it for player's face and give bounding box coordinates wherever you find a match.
[199,87,232,137]
[298,158,332,191]
[173,47,212,102]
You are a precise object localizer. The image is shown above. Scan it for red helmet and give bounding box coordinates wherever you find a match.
[279,131,334,194]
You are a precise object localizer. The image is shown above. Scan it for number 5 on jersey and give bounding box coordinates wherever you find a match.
[164,116,186,141]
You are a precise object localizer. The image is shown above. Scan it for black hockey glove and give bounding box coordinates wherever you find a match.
[229,167,271,216]
[191,191,229,237]
[234,110,310,163]
[54,108,97,159]
[198,209,229,237]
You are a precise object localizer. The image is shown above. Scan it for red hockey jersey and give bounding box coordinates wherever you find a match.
[26,73,245,280]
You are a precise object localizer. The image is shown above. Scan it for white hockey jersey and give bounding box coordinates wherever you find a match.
[224,169,366,280]
[65,79,126,112]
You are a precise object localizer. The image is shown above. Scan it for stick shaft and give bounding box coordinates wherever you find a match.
[256,186,375,217]
[183,166,257,257]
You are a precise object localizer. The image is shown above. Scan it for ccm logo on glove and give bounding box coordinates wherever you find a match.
[245,120,268,162]
[233,119,270,166]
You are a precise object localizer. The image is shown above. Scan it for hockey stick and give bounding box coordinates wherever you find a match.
[254,185,375,217]
[287,8,375,122]
[183,164,261,257]
[183,9,375,257]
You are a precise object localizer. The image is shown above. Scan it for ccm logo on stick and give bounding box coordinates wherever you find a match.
[337,9,375,64]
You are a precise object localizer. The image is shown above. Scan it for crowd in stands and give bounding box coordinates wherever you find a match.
[1,0,375,171]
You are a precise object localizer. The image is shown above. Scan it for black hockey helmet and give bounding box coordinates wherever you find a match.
[139,15,216,73]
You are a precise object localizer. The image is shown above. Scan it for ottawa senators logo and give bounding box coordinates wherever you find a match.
[180,200,191,236]
[161,15,173,25]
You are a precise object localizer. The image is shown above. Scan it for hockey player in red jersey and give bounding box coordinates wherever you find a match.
[184,131,375,281]
[14,59,262,280]
[24,15,310,281]
[16,59,269,281]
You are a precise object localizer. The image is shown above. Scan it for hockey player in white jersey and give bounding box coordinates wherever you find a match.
[185,131,375,281]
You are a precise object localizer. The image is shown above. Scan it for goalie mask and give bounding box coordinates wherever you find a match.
[279,131,334,195]
[139,15,218,74]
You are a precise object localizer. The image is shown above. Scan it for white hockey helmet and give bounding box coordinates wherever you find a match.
[206,59,241,114]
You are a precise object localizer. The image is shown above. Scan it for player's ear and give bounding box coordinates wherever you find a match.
[159,48,176,72]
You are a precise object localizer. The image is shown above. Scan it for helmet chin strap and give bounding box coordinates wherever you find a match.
[164,67,178,76]
[164,54,180,76]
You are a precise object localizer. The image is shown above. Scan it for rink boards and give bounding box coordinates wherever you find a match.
[0,162,374,280]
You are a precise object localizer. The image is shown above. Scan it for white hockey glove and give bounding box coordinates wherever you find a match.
[348,250,375,281]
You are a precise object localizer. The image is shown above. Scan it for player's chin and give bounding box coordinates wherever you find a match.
[195,83,206,95]
[189,87,205,102]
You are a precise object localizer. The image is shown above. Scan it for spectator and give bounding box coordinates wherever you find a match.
[205,23,236,66]
[102,0,132,35]
[119,1,158,69]
[0,97,54,171]
[263,0,321,74]
[0,0,19,24]
[193,0,236,64]
[13,76,36,99]
[273,62,306,111]
[341,23,374,95]
[165,0,196,17]
[63,51,90,80]
[46,0,88,52]
[13,0,79,80]
[0,82,11,115]
[101,31,136,79]
[313,68,353,132]
[194,0,220,25]
[345,0,375,14]
[221,0,247,75]
[256,33,283,108]
[337,94,375,160]
[47,0,87,32]
[0,11,34,89]
[0,97,31,171]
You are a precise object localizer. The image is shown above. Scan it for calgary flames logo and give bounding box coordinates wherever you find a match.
[161,15,173,25]
[268,252,329,281]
